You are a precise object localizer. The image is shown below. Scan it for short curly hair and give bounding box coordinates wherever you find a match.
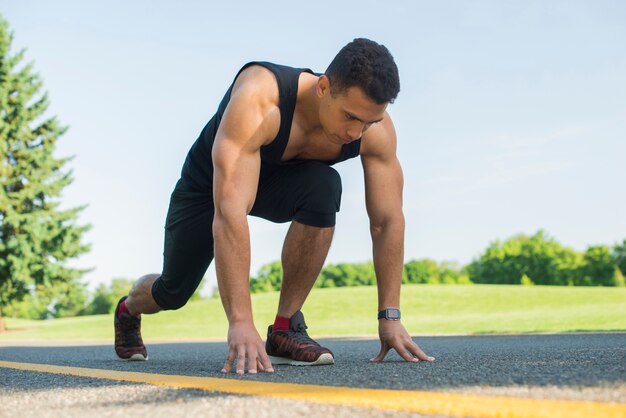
[325,38,400,104]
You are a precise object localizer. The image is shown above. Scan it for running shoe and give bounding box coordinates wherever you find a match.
[265,311,334,366]
[114,296,148,361]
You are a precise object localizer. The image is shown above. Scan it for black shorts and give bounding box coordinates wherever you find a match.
[151,160,342,310]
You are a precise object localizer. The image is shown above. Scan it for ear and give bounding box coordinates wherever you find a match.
[316,75,330,98]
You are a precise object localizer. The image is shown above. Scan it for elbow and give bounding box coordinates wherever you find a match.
[213,199,249,228]
[214,200,246,218]
[369,213,405,237]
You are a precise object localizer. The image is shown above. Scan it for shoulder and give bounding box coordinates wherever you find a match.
[222,64,281,146]
[359,112,398,161]
[230,64,280,109]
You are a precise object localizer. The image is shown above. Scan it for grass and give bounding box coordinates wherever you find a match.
[1,284,625,342]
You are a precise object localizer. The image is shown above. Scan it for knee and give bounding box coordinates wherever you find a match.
[293,164,342,228]
[151,275,196,311]
[319,166,342,201]
[302,164,342,212]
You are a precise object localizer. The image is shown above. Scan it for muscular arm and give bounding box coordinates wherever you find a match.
[211,67,279,373]
[212,101,262,325]
[361,116,434,363]
[361,117,404,311]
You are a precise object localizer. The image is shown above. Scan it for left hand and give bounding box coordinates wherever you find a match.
[370,320,435,363]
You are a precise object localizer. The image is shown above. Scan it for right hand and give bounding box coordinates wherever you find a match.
[221,321,274,375]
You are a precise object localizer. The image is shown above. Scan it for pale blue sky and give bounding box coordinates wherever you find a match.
[2,1,625,292]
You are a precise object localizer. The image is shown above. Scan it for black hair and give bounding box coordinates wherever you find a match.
[325,38,400,104]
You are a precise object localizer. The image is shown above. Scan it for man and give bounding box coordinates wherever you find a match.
[114,38,435,374]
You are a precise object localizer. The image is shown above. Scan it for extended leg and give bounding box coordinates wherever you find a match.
[277,221,334,318]
[114,181,213,361]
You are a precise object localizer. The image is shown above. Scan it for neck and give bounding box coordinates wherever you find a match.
[296,74,323,135]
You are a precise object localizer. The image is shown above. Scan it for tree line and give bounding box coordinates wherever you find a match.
[249,231,626,293]
[6,230,623,320]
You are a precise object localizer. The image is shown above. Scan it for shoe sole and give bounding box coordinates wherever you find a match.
[116,353,148,361]
[268,353,334,366]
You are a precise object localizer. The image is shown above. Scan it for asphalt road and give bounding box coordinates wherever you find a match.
[1,333,625,417]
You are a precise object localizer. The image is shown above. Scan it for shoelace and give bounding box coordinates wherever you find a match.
[121,315,141,346]
[285,324,319,346]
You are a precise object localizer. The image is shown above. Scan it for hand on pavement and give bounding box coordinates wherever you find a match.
[221,321,274,375]
[370,320,435,363]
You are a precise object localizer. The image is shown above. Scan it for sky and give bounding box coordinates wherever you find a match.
[2,1,625,294]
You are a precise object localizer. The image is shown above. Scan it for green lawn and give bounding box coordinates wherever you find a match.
[1,284,625,342]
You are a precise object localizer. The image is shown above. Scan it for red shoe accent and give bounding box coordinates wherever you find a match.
[273,315,291,331]
[118,299,130,316]
[266,311,334,366]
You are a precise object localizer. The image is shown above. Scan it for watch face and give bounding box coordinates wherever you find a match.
[387,309,400,319]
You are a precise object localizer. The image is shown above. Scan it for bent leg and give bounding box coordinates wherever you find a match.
[277,221,334,318]
[250,161,343,316]
[252,162,341,366]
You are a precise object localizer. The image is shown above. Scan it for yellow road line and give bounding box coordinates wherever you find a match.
[1,360,624,418]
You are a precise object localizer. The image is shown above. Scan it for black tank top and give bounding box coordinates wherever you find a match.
[180,61,362,191]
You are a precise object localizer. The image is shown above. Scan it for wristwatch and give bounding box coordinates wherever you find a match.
[378,308,401,320]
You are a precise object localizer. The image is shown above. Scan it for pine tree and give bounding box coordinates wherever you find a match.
[0,16,91,332]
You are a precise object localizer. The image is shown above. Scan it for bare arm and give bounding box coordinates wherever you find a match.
[211,67,279,374]
[361,116,404,311]
[212,105,261,326]
[361,116,434,363]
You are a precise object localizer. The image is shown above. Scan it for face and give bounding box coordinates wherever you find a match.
[317,76,388,145]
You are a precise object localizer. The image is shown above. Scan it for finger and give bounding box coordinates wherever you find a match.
[236,346,246,375]
[256,358,265,372]
[221,347,237,373]
[393,341,420,363]
[408,341,435,362]
[247,345,258,374]
[258,344,274,373]
[370,342,390,363]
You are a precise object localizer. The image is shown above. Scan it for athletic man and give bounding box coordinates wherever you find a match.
[114,38,435,374]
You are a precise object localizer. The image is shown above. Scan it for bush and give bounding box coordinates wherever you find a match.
[403,259,439,284]
[249,262,283,293]
[613,266,625,287]
[468,230,582,285]
[574,246,615,286]
[613,240,626,277]
[520,274,535,286]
